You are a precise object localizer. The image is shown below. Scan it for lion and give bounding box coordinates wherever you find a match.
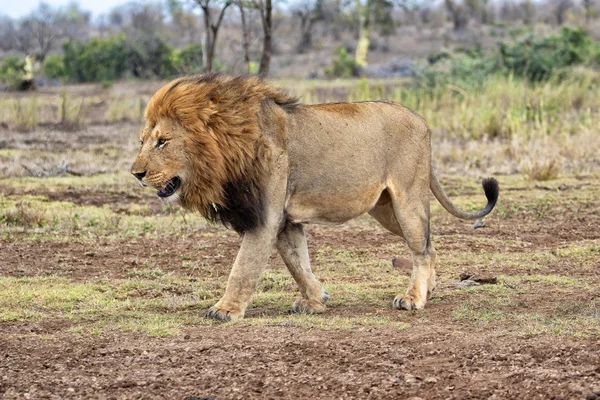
[131,74,499,321]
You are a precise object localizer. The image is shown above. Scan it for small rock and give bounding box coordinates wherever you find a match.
[424,377,438,383]
[404,374,420,384]
[473,219,486,229]
[459,273,498,285]
[184,334,191,340]
[455,279,480,288]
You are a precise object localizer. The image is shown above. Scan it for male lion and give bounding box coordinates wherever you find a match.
[131,74,498,321]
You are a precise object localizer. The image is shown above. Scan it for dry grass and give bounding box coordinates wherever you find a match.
[58,91,89,130]
[0,73,599,178]
[526,158,561,181]
[1,202,46,228]
[9,97,41,132]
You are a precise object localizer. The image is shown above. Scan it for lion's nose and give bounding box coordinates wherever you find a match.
[132,171,147,180]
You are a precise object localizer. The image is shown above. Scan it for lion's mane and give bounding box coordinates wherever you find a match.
[144,74,297,233]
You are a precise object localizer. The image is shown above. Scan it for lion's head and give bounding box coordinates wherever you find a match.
[131,74,297,233]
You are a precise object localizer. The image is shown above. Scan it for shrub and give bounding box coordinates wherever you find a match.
[42,54,67,80]
[325,48,360,78]
[62,34,177,82]
[58,91,88,130]
[500,27,596,82]
[125,34,177,79]
[10,97,40,131]
[63,35,128,82]
[0,56,27,90]
[173,43,204,75]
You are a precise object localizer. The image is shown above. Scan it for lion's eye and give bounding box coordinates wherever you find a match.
[156,138,167,149]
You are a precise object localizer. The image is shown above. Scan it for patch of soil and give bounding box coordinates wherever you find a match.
[0,233,240,281]
[1,185,171,215]
[1,326,599,399]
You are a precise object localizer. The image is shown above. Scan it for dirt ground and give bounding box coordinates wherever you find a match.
[1,178,600,399]
[1,325,599,399]
[1,102,600,398]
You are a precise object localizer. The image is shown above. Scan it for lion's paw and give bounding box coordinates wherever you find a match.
[292,299,327,314]
[204,306,243,322]
[393,295,425,311]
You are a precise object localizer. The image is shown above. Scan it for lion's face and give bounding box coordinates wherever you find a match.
[131,118,189,201]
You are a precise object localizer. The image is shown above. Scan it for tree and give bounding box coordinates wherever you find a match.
[582,0,595,23]
[15,3,63,61]
[520,0,536,25]
[129,3,166,34]
[354,0,414,66]
[194,0,233,72]
[554,0,573,25]
[291,0,325,54]
[254,0,273,78]
[236,0,252,72]
[56,3,91,41]
[445,0,471,31]
[167,0,200,45]
[0,17,17,52]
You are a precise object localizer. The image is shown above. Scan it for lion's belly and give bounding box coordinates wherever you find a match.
[285,182,385,225]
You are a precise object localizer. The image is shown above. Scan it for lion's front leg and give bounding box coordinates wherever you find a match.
[205,228,280,321]
[205,149,288,322]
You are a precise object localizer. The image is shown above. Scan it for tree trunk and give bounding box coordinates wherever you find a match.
[354,0,370,68]
[201,4,214,72]
[583,0,591,24]
[197,1,231,73]
[297,13,313,53]
[258,0,272,78]
[239,2,251,73]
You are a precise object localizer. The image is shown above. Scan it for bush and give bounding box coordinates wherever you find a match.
[418,27,599,90]
[0,56,27,90]
[325,48,360,78]
[42,54,67,80]
[500,27,596,82]
[63,35,128,82]
[125,34,177,79]
[173,43,203,75]
[62,34,177,82]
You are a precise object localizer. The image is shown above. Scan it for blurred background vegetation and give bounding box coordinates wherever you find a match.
[0,0,599,180]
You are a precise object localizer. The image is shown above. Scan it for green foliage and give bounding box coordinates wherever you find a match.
[62,34,178,82]
[500,27,598,82]
[248,61,259,74]
[42,54,67,80]
[325,48,360,78]
[63,35,129,82]
[0,56,27,90]
[172,43,204,75]
[427,50,451,65]
[421,27,600,89]
[126,35,177,79]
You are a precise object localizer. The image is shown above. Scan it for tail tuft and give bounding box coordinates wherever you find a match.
[482,177,499,211]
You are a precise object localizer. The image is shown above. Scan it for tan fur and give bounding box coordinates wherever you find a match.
[131,74,498,321]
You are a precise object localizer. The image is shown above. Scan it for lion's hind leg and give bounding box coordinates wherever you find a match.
[277,221,329,314]
[369,188,437,310]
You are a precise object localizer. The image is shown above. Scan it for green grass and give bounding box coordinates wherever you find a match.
[0,127,599,338]
[0,276,217,337]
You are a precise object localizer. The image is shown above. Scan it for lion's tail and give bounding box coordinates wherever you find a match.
[430,172,499,220]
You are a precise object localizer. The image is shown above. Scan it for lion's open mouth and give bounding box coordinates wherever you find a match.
[157,176,181,198]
